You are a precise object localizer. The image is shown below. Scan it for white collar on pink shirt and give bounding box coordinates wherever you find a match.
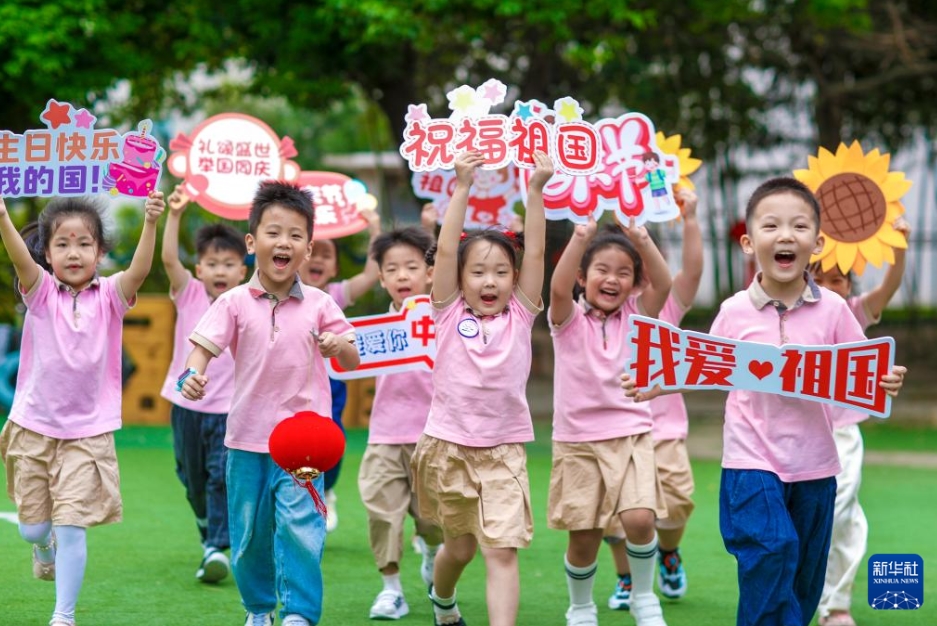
[463,300,509,319]
[578,294,624,321]
[747,271,821,313]
[246,271,304,301]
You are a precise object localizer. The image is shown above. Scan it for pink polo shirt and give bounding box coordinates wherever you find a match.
[711,274,866,482]
[159,273,236,414]
[550,295,652,442]
[190,272,355,453]
[650,294,691,441]
[9,268,132,439]
[831,295,879,428]
[367,303,434,445]
[327,280,351,310]
[423,289,541,447]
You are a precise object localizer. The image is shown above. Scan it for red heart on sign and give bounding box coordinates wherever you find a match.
[748,360,774,380]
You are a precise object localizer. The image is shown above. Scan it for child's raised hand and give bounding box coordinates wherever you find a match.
[620,216,651,246]
[893,217,911,240]
[0,197,7,218]
[421,202,439,231]
[880,364,907,398]
[454,151,485,187]
[676,188,698,218]
[528,150,554,190]
[315,331,344,358]
[619,371,661,403]
[167,185,190,215]
[573,215,597,241]
[361,206,381,235]
[144,191,166,224]
[180,373,209,401]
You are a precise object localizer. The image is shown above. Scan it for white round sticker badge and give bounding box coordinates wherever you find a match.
[457,318,480,338]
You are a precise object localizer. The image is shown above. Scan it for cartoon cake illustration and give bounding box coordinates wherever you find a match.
[104,121,165,197]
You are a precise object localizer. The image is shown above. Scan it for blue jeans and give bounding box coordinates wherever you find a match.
[323,377,346,492]
[227,450,326,623]
[171,404,229,549]
[720,469,836,626]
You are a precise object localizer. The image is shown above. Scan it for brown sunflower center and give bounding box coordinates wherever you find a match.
[816,172,886,243]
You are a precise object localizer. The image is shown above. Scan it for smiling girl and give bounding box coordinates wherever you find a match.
[0,192,164,626]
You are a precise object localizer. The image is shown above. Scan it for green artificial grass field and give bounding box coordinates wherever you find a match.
[1,425,935,625]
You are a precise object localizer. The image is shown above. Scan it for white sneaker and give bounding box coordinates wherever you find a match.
[325,490,338,533]
[631,593,668,626]
[369,589,409,620]
[565,602,598,626]
[281,615,311,626]
[411,535,424,554]
[416,537,437,587]
[196,548,230,583]
[244,612,275,626]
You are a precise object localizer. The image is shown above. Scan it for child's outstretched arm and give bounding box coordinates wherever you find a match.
[433,151,484,302]
[880,364,907,398]
[345,207,382,302]
[672,189,703,307]
[316,331,361,371]
[0,197,41,293]
[517,150,552,304]
[161,185,191,294]
[119,191,165,300]
[421,202,439,238]
[180,344,214,401]
[862,217,910,320]
[622,218,672,318]
[549,217,596,326]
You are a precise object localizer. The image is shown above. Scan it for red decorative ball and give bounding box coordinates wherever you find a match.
[268,411,346,476]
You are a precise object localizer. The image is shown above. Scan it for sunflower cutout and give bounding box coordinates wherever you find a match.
[794,141,911,275]
[655,131,702,191]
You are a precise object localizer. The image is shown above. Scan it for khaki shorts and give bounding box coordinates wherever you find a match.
[411,435,532,549]
[358,443,442,569]
[606,437,695,537]
[549,433,667,532]
[1,421,122,527]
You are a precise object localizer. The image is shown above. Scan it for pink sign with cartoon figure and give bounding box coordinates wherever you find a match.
[412,165,521,229]
[0,99,164,198]
[168,113,300,220]
[298,171,372,240]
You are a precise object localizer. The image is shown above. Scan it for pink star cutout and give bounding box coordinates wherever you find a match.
[41,100,72,129]
[74,108,97,129]
[480,81,505,103]
[407,104,429,122]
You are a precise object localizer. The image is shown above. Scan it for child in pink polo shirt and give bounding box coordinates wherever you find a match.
[358,226,443,620]
[179,181,360,626]
[0,191,165,626]
[605,189,703,611]
[548,205,673,626]
[623,177,907,626]
[411,149,552,626]
[810,218,910,626]
[297,206,381,531]
[159,185,248,584]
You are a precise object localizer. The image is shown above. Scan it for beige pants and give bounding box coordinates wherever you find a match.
[358,443,442,569]
[1,421,122,527]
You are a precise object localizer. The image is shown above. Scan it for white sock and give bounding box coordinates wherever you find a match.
[626,535,658,597]
[382,572,403,592]
[430,586,461,622]
[53,525,87,621]
[564,555,597,607]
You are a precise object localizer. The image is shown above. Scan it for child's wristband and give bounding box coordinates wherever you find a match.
[175,367,198,392]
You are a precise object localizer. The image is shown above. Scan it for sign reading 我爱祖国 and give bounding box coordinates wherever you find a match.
[625,315,895,417]
[0,99,164,198]
[400,80,686,226]
[326,295,436,380]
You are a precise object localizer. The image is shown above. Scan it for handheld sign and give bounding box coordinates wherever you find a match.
[168,113,301,219]
[794,141,910,276]
[412,165,521,229]
[298,171,374,240]
[326,295,436,380]
[0,99,165,198]
[625,315,895,418]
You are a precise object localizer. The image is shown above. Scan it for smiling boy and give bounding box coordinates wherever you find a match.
[179,181,360,626]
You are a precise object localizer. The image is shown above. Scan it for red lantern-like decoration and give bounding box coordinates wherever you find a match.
[268,411,346,516]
